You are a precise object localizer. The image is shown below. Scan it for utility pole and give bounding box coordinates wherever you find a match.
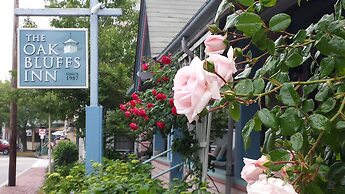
[8,0,19,186]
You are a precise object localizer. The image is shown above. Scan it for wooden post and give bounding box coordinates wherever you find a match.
[8,0,18,187]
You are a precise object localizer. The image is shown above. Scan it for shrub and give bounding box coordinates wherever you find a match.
[52,140,78,167]
[43,157,211,194]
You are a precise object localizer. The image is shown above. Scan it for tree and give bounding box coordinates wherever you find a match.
[45,0,138,132]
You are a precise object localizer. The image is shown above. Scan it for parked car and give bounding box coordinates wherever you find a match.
[0,139,10,155]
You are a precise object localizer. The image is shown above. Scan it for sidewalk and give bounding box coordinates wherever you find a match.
[0,158,49,194]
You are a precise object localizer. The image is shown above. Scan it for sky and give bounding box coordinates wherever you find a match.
[0,0,50,81]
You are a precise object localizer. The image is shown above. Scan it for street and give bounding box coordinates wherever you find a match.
[0,155,44,187]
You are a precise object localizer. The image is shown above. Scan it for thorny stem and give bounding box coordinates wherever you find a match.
[304,132,324,161]
[276,40,315,49]
[235,52,268,67]
[331,96,345,122]
[209,102,229,112]
[233,75,345,98]
[273,161,299,165]
[227,31,245,38]
[282,31,295,37]
[229,36,248,44]
[304,97,345,167]
[214,71,227,84]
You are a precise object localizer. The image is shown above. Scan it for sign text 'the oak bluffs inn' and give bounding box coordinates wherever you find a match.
[18,29,88,89]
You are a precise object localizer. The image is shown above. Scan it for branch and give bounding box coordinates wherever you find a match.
[331,97,345,122]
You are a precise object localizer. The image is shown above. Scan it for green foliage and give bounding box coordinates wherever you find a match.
[199,0,345,192]
[52,141,78,167]
[268,13,291,32]
[43,159,209,194]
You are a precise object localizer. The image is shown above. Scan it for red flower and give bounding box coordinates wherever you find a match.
[132,107,139,115]
[138,109,147,117]
[147,103,154,109]
[129,123,139,131]
[130,100,136,107]
[119,104,126,111]
[131,93,139,100]
[144,116,149,120]
[141,63,149,71]
[124,111,131,118]
[169,98,174,106]
[160,55,172,65]
[156,93,167,101]
[162,76,169,82]
[152,89,157,96]
[156,121,165,129]
[171,107,177,115]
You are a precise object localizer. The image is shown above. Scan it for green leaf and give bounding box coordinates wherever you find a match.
[266,40,275,55]
[329,35,345,57]
[279,83,301,106]
[335,56,345,76]
[290,132,303,151]
[328,161,345,182]
[258,108,279,130]
[268,149,290,171]
[252,28,268,51]
[269,13,291,32]
[253,114,262,131]
[235,67,252,79]
[309,114,331,131]
[214,0,232,23]
[315,14,333,33]
[293,30,307,43]
[320,56,335,78]
[285,52,303,68]
[234,79,254,95]
[320,98,336,113]
[224,12,239,30]
[315,35,333,56]
[304,183,324,194]
[229,102,240,122]
[315,85,329,102]
[262,129,275,153]
[259,0,277,7]
[237,0,254,6]
[279,107,302,136]
[336,121,345,130]
[242,118,254,150]
[302,99,315,113]
[334,0,342,20]
[253,78,265,94]
[303,75,319,96]
[235,12,263,37]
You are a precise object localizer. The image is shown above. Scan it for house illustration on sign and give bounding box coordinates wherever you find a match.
[63,36,79,54]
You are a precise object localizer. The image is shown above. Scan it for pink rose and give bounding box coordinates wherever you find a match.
[241,156,268,184]
[247,175,297,194]
[173,56,220,123]
[204,35,227,54]
[206,47,237,87]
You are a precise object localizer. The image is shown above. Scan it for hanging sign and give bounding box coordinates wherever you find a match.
[18,28,88,88]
